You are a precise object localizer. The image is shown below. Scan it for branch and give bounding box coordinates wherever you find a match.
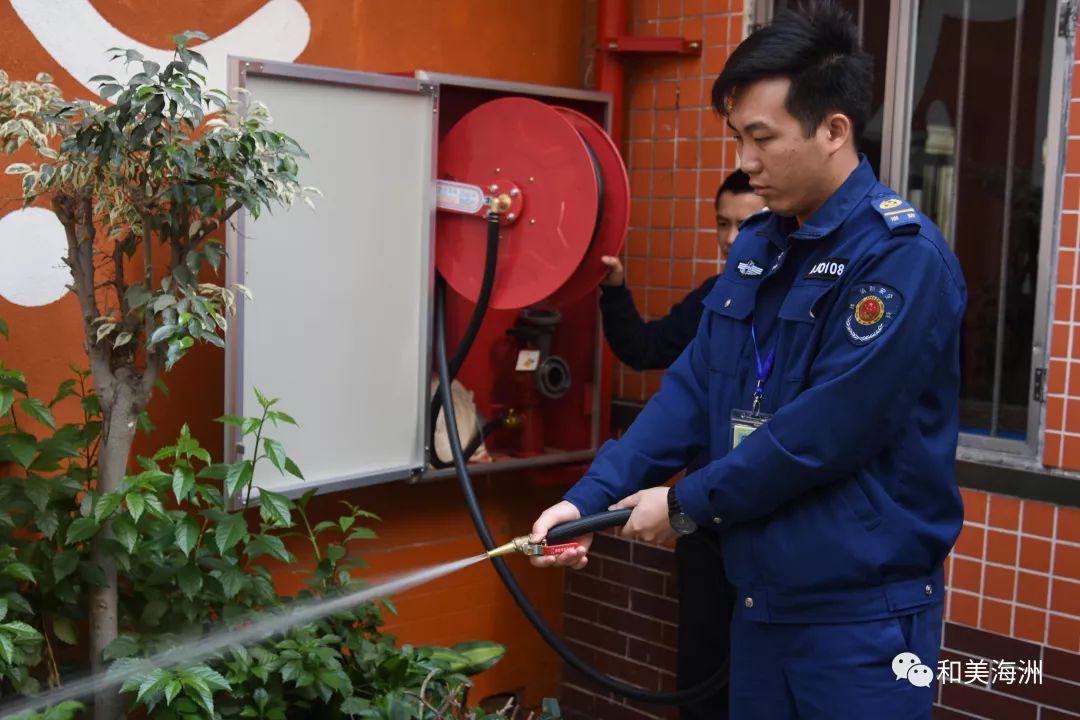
[113,233,129,316]
[52,192,100,331]
[173,202,189,270]
[138,209,165,393]
[190,200,241,248]
[140,210,155,341]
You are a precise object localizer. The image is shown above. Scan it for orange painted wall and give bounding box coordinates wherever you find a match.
[0,0,593,708]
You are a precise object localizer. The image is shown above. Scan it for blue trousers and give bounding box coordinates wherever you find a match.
[729,602,943,719]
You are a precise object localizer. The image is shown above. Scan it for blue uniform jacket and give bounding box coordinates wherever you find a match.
[600,277,718,372]
[565,157,967,623]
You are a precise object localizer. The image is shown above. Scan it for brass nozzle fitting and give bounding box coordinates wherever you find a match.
[486,535,543,558]
[489,193,512,214]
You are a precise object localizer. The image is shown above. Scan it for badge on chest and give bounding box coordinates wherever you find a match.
[731,408,772,449]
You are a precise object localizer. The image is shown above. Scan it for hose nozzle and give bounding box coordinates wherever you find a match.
[486,535,581,559]
[487,509,635,559]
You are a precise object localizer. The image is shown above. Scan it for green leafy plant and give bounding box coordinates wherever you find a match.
[0,327,514,718]
[0,33,314,716]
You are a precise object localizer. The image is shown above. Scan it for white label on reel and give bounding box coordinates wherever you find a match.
[436,180,485,214]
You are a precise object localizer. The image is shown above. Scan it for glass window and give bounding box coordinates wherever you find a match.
[906,0,1058,440]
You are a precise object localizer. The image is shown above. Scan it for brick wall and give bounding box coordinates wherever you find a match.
[561,533,681,720]
[615,0,745,402]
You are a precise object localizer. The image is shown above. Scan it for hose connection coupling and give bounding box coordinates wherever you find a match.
[486,535,581,559]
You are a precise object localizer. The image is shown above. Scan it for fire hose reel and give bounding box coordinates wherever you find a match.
[434,97,630,311]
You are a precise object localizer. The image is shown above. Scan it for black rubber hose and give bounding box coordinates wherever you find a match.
[435,279,727,705]
[429,212,501,469]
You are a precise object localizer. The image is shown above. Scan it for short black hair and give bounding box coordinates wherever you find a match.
[714,169,753,209]
[711,0,873,143]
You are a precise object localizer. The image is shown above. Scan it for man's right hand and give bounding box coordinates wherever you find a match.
[528,500,591,570]
[600,256,625,287]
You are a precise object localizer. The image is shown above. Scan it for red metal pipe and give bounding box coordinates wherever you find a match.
[596,0,628,144]
[595,0,628,442]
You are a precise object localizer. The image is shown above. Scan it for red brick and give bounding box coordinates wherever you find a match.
[1012,607,1046,644]
[1020,537,1052,573]
[1058,506,1080,543]
[1050,578,1080,616]
[600,604,665,643]
[672,231,695,259]
[961,489,988,523]
[671,260,693,290]
[1048,614,1080,652]
[626,638,678,672]
[564,616,628,656]
[1022,500,1055,537]
[939,681,1037,720]
[592,645,663,688]
[1058,248,1076,286]
[654,81,678,110]
[1045,431,1062,464]
[564,593,601,623]
[567,572,630,608]
[988,496,1021,531]
[632,541,676,572]
[1017,571,1049,608]
[1046,397,1065,432]
[1048,359,1068,394]
[630,590,679,624]
[1053,543,1080,580]
[602,559,666,596]
[986,530,1018,565]
[984,565,1015,601]
[591,532,632,562]
[980,597,1012,635]
[1063,434,1080,470]
[950,557,982,593]
[653,169,673,197]
[954,523,986,558]
[1057,286,1074,322]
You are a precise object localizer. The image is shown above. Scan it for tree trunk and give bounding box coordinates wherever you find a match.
[90,373,141,720]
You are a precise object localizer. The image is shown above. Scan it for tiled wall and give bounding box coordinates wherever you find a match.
[946,490,1078,652]
[559,2,1080,719]
[615,0,744,402]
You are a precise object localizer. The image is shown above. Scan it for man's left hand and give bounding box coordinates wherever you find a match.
[610,486,677,545]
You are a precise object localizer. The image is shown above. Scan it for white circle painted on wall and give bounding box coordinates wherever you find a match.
[0,207,72,307]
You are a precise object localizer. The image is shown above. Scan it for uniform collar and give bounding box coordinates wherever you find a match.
[763,155,878,243]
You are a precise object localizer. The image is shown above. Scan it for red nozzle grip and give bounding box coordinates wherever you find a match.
[543,543,581,556]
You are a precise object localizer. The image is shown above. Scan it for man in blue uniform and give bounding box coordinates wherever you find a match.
[597,169,764,720]
[530,2,966,717]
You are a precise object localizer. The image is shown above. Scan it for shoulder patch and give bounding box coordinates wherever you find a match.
[871,195,921,235]
[845,283,903,345]
[738,207,772,230]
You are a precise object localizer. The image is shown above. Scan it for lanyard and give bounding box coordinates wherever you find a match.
[750,323,775,416]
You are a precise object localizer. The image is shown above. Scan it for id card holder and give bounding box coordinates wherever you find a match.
[731,409,772,450]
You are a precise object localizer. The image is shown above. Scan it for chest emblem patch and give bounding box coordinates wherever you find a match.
[846,283,903,345]
[737,259,764,278]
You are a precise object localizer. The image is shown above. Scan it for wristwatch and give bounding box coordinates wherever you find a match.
[667,486,698,535]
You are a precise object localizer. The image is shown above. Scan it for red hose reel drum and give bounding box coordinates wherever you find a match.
[435,97,630,310]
